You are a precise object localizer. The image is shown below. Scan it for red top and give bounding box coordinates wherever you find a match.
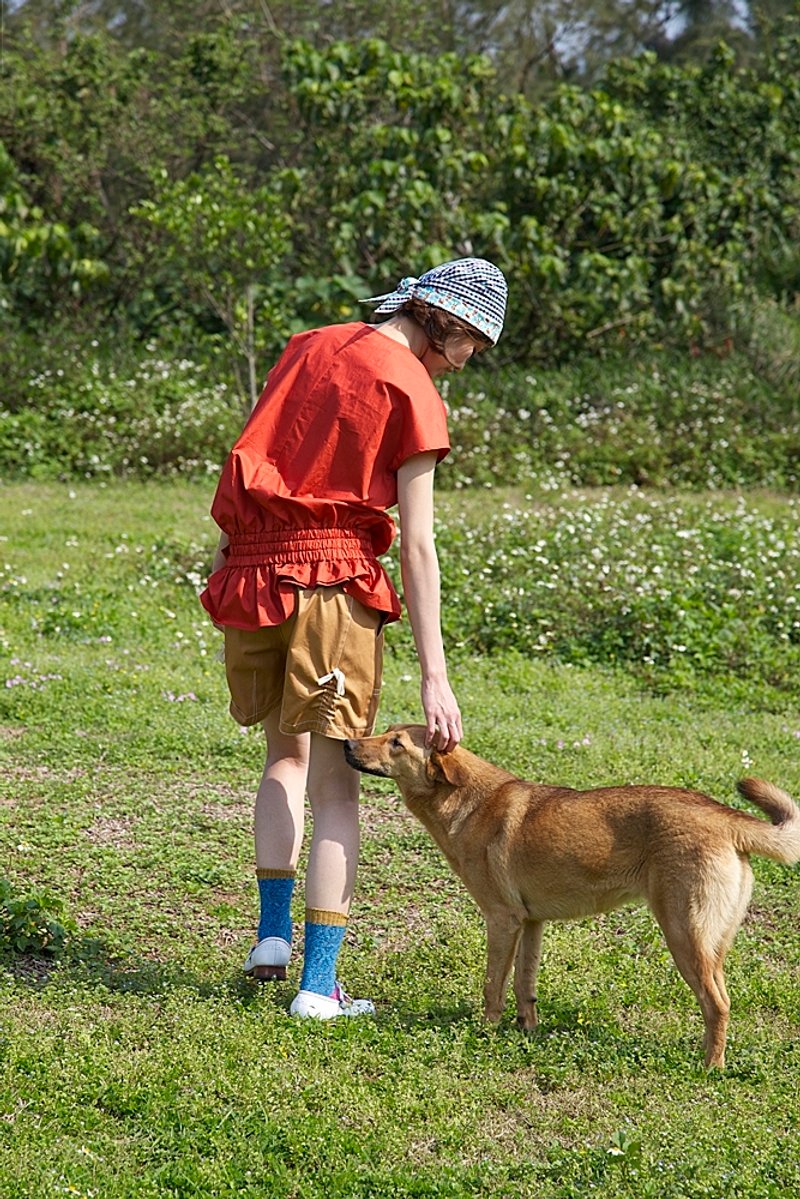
[200,322,450,629]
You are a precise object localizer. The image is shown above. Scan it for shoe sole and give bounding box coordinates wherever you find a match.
[247,964,287,982]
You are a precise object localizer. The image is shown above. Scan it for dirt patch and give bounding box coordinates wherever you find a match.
[0,725,26,741]
[359,794,406,836]
[85,814,136,848]
[6,763,87,783]
[200,801,251,823]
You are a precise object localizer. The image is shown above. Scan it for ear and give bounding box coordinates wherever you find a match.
[426,749,468,787]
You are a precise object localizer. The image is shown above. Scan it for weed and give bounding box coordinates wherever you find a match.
[0,878,73,957]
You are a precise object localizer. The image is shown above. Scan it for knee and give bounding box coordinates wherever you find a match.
[263,733,310,776]
[262,720,310,769]
[307,781,360,814]
[266,749,309,776]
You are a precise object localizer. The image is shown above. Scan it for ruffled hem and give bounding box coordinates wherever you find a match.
[200,558,400,630]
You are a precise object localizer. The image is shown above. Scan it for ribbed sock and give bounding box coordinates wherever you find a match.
[256,869,295,944]
[300,908,348,996]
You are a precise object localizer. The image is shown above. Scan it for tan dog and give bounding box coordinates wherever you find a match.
[344,725,800,1068]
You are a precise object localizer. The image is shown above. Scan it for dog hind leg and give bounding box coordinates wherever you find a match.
[513,919,544,1031]
[712,855,753,1013]
[665,930,730,1069]
[650,856,752,1069]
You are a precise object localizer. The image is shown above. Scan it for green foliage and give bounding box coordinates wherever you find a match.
[0,30,151,323]
[0,345,241,478]
[275,38,503,325]
[3,343,798,494]
[0,877,72,957]
[280,31,800,360]
[132,155,292,406]
[375,486,800,698]
[0,141,108,319]
[0,20,285,383]
[3,17,800,373]
[725,293,800,396]
[437,348,800,491]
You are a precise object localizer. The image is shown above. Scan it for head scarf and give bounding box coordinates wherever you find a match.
[362,257,508,344]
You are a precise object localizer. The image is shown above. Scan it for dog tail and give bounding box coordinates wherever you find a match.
[733,778,800,864]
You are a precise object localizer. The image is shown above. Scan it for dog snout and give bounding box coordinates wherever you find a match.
[342,737,391,778]
[343,739,361,769]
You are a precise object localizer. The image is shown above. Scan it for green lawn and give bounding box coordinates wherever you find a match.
[1,481,799,1198]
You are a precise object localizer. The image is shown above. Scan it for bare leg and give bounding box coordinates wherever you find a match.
[514,919,544,1031]
[305,733,361,915]
[254,710,309,871]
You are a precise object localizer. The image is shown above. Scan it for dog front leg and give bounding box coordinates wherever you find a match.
[513,919,544,1032]
[483,914,523,1024]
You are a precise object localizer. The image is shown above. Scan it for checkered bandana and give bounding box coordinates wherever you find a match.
[362,257,508,344]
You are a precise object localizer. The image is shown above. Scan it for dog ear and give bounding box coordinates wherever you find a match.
[427,749,467,786]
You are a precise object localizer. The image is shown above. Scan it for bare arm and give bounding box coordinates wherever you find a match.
[205,531,230,631]
[210,530,230,577]
[397,452,462,752]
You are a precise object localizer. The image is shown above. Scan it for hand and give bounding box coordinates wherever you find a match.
[421,674,463,753]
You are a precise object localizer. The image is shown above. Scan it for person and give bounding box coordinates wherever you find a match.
[200,257,508,1019]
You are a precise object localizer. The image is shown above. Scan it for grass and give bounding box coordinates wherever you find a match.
[1,480,799,1198]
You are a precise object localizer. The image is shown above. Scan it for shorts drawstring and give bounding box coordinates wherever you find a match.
[316,667,347,696]
[315,593,354,700]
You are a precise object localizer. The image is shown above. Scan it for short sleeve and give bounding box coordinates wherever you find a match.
[388,381,450,471]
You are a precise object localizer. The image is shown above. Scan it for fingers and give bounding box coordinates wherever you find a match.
[424,710,463,754]
[421,678,462,753]
[432,722,460,754]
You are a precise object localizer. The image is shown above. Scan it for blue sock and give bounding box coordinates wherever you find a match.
[300,909,347,996]
[256,870,295,944]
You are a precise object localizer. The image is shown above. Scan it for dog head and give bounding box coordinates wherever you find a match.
[343,724,469,796]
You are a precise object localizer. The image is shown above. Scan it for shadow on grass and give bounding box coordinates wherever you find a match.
[5,949,728,1071]
[1,937,274,1008]
[392,990,708,1073]
[393,999,476,1029]
[391,993,601,1035]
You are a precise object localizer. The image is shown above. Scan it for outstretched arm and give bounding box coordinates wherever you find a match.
[397,452,462,752]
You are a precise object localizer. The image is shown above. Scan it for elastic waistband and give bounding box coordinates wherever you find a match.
[227,528,376,566]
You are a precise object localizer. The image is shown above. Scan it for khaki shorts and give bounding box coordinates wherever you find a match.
[223,586,384,739]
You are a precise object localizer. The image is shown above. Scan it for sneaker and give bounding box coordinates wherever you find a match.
[243,936,291,982]
[289,981,375,1020]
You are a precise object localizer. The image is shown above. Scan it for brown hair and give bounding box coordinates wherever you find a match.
[371,296,492,355]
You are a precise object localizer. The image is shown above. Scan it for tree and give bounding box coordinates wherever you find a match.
[6,0,776,91]
[132,155,291,408]
[0,140,108,328]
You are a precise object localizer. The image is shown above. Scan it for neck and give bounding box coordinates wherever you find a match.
[371,314,429,361]
[404,750,514,833]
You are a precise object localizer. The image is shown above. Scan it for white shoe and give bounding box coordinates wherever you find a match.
[243,936,291,981]
[289,981,375,1020]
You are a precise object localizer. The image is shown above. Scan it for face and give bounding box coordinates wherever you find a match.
[422,331,482,378]
[343,725,431,784]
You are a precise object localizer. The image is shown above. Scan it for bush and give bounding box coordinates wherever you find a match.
[0,345,242,479]
[282,33,800,361]
[437,347,800,491]
[2,343,798,490]
[378,487,800,696]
